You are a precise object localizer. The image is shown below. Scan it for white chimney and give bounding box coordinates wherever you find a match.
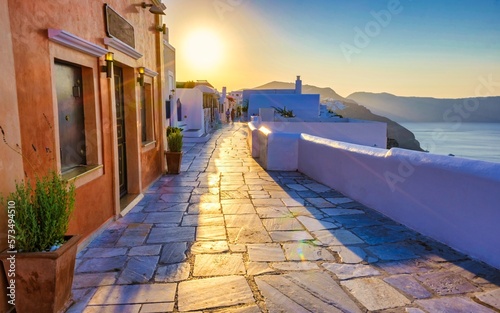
[295,75,302,94]
[220,86,227,108]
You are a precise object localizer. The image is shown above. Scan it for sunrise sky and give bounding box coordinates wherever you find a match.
[164,0,500,98]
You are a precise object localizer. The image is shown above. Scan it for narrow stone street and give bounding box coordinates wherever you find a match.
[68,123,500,313]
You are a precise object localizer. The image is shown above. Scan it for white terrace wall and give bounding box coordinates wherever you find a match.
[258,120,386,148]
[247,120,387,162]
[297,133,500,270]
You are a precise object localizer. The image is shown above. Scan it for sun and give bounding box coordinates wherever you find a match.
[183,29,224,71]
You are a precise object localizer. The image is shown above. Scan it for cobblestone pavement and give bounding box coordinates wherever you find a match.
[68,123,500,313]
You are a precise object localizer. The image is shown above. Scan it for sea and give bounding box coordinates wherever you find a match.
[400,123,500,164]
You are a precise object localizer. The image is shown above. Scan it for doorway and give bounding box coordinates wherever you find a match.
[114,65,127,198]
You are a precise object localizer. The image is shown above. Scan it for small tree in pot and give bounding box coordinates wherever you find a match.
[165,127,183,174]
[1,170,80,313]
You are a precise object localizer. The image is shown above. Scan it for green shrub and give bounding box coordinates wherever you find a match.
[242,100,249,112]
[5,171,75,252]
[272,106,295,118]
[167,131,183,152]
[166,126,183,137]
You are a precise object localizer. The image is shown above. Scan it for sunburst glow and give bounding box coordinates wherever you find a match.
[183,29,224,71]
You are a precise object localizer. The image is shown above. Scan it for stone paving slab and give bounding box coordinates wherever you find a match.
[416,270,480,295]
[271,262,319,271]
[191,240,229,254]
[476,289,500,309]
[155,262,190,282]
[196,225,227,241]
[256,272,362,313]
[366,244,420,261]
[323,263,381,280]
[416,297,496,313]
[246,261,275,276]
[336,246,367,263]
[72,272,118,289]
[181,214,224,226]
[117,256,159,284]
[312,229,364,245]
[227,226,272,243]
[296,215,339,232]
[262,217,305,231]
[247,243,286,262]
[147,227,195,243]
[341,277,411,311]
[384,274,432,299]
[76,255,128,273]
[89,283,176,305]
[159,242,187,263]
[129,245,161,256]
[222,203,256,214]
[193,254,246,276]
[225,214,263,228]
[177,276,254,311]
[255,206,293,218]
[269,230,314,242]
[282,242,335,261]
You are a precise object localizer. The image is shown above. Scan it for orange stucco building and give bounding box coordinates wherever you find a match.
[0,1,176,310]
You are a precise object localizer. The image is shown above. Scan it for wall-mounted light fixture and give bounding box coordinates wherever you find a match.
[141,1,166,15]
[156,24,167,34]
[137,67,145,87]
[101,52,114,78]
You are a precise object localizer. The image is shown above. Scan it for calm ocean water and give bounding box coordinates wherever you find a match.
[400,123,500,164]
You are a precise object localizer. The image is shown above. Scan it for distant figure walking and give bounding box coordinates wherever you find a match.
[225,109,230,123]
[230,108,235,124]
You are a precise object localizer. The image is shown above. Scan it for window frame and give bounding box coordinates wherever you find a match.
[50,45,104,187]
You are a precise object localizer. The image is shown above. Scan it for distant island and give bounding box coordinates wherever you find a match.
[347,92,500,123]
[251,82,423,151]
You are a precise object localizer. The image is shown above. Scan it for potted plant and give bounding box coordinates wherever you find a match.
[165,127,183,174]
[0,171,79,313]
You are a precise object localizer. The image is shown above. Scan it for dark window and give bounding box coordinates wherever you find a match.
[55,61,86,172]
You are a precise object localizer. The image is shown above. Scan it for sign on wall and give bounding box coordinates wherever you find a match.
[104,4,135,48]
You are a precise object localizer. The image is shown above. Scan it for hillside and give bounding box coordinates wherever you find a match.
[348,92,500,123]
[253,82,423,151]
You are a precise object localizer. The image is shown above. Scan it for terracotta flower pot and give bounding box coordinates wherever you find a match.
[165,151,182,174]
[0,235,80,313]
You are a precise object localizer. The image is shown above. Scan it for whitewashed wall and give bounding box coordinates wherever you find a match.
[249,94,320,118]
[258,120,386,148]
[297,133,500,270]
[176,88,204,131]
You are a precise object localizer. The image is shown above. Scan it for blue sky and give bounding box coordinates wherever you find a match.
[165,0,500,98]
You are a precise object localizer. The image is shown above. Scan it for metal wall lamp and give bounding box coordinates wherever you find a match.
[141,2,166,15]
[156,24,167,34]
[137,67,145,86]
[101,52,114,78]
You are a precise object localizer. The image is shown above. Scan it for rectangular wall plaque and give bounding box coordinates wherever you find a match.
[104,4,135,48]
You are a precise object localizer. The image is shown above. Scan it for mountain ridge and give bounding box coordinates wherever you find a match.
[347,92,500,123]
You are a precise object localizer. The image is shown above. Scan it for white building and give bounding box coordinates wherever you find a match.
[176,82,219,139]
[243,76,321,120]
